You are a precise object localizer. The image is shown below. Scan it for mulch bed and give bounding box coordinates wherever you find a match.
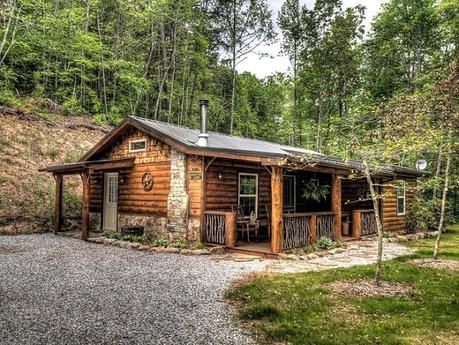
[326,279,416,298]
[411,259,459,271]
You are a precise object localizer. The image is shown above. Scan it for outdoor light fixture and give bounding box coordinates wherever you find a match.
[415,159,427,171]
[218,172,223,181]
[119,175,126,185]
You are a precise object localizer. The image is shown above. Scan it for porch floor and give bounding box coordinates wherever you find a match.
[236,241,271,253]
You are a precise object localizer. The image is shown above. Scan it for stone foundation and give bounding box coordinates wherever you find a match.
[186,218,201,242]
[167,149,189,239]
[89,212,101,232]
[117,213,167,239]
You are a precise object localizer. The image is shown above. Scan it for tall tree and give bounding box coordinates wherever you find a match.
[212,0,275,134]
[278,0,303,144]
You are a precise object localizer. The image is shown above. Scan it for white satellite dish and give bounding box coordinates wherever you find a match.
[415,159,427,171]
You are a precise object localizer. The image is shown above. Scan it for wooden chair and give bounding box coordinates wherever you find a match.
[258,204,271,240]
[231,205,259,242]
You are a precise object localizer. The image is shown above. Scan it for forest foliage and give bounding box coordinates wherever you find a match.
[0,0,458,213]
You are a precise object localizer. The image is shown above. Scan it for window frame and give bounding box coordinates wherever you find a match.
[396,181,406,216]
[129,138,147,153]
[238,172,259,218]
[283,175,296,212]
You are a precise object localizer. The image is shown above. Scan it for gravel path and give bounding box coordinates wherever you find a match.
[0,235,266,345]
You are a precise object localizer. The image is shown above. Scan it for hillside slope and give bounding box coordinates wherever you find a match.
[0,107,109,234]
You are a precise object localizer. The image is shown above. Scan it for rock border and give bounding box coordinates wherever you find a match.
[88,236,217,256]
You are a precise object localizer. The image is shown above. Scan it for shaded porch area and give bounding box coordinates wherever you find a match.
[38,157,135,240]
[202,158,378,255]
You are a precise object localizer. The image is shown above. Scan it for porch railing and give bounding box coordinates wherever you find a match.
[282,211,336,249]
[283,213,310,250]
[352,209,376,238]
[317,212,336,240]
[204,211,236,247]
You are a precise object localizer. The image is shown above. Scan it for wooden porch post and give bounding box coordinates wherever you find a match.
[53,174,63,235]
[331,174,342,241]
[352,210,362,239]
[309,214,317,244]
[271,166,283,253]
[225,211,237,248]
[81,171,91,241]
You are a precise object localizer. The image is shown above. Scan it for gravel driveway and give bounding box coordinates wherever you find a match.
[0,235,266,345]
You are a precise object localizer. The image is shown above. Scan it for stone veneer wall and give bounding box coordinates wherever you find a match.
[166,149,189,239]
[117,213,167,238]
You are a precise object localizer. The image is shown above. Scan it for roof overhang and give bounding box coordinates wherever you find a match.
[263,154,424,179]
[38,157,135,175]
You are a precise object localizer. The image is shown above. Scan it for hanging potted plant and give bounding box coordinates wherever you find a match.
[302,179,330,202]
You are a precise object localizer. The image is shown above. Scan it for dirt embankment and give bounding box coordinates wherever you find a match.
[0,106,110,234]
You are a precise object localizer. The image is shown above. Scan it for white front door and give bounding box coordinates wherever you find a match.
[103,172,118,231]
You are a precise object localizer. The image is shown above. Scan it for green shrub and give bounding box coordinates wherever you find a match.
[0,218,7,226]
[102,230,150,243]
[153,237,169,247]
[316,236,342,250]
[171,238,188,249]
[0,89,21,107]
[405,198,454,233]
[48,145,59,159]
[62,96,83,115]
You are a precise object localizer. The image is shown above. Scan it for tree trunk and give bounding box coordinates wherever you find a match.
[433,134,452,260]
[229,0,237,135]
[363,161,384,286]
[432,135,444,200]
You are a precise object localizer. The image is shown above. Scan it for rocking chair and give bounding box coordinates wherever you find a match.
[231,205,259,242]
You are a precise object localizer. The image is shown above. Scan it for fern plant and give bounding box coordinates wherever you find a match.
[302,179,330,202]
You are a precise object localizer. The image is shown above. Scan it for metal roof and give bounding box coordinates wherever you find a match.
[130,116,318,158]
[130,116,422,177]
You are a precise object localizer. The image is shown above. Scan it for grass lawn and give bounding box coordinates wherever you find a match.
[227,226,459,345]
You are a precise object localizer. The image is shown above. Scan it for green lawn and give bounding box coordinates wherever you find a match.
[227,226,459,345]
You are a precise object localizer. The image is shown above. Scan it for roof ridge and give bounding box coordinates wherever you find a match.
[130,115,316,152]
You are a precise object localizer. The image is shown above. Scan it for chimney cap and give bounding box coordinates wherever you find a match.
[199,99,209,106]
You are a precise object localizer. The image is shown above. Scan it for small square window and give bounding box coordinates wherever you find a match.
[396,181,406,216]
[129,139,147,152]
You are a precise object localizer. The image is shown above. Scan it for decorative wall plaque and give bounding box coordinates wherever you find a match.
[187,167,202,180]
[142,172,153,191]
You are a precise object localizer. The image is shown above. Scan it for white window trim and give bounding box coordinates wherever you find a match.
[129,138,147,152]
[283,174,296,212]
[238,172,258,217]
[396,181,406,216]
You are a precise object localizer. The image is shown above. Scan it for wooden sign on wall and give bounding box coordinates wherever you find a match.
[188,167,202,180]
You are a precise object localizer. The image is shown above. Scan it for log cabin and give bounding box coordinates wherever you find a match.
[39,100,422,255]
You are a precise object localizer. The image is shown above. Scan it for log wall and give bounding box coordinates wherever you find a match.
[89,128,171,216]
[381,179,417,232]
[204,158,271,219]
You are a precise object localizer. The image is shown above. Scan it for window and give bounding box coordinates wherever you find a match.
[238,173,258,217]
[107,175,118,203]
[396,181,405,215]
[129,139,147,152]
[283,175,296,212]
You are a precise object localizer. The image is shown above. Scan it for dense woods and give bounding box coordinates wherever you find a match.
[0,0,458,224]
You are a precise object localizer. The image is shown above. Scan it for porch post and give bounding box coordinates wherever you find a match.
[53,174,63,235]
[271,166,283,253]
[81,171,91,241]
[331,174,342,241]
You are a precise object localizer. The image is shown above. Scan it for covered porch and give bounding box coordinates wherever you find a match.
[38,158,135,240]
[202,159,378,254]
